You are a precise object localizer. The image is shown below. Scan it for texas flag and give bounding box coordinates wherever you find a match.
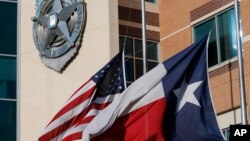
[82,35,225,141]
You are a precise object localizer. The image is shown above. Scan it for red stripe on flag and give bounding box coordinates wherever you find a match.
[62,132,82,141]
[48,85,96,124]
[91,98,166,141]
[61,116,96,141]
[39,102,111,141]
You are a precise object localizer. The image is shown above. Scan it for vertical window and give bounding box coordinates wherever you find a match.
[119,36,158,86]
[0,1,17,141]
[193,8,237,67]
[222,128,230,141]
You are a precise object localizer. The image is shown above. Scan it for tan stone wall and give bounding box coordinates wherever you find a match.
[160,0,250,124]
[19,0,118,140]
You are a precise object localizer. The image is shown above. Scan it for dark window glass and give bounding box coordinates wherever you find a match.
[147,61,158,71]
[194,18,215,41]
[0,56,16,99]
[193,8,236,67]
[125,57,134,82]
[120,36,158,83]
[145,0,156,3]
[0,101,16,141]
[119,37,133,57]
[135,39,142,58]
[218,9,237,62]
[194,18,218,67]
[126,82,132,87]
[207,30,219,67]
[0,2,17,55]
[147,41,158,60]
[135,40,158,60]
[135,59,143,79]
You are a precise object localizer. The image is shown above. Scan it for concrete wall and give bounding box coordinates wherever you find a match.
[18,0,119,140]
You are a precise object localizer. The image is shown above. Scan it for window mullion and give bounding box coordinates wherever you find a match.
[0,53,17,58]
[215,15,222,64]
[133,38,136,81]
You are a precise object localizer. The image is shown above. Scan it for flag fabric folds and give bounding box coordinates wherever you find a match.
[82,35,225,141]
[38,52,125,141]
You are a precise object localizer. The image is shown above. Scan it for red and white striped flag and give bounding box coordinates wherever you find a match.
[38,52,125,141]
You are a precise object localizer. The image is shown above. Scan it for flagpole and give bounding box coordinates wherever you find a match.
[234,0,248,125]
[141,0,147,74]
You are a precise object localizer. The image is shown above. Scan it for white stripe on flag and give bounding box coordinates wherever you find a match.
[121,82,165,116]
[47,94,121,140]
[85,109,102,118]
[52,124,87,141]
[42,96,93,135]
[94,93,119,104]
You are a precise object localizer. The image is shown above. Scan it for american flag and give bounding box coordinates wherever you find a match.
[38,52,125,141]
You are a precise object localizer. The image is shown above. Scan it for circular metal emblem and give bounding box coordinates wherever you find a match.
[32,0,86,71]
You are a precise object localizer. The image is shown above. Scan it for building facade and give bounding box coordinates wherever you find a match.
[0,0,159,141]
[19,0,120,141]
[160,0,250,140]
[0,0,248,141]
[118,0,159,85]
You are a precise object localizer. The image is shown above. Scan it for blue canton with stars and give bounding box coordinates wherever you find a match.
[161,35,225,141]
[92,52,125,98]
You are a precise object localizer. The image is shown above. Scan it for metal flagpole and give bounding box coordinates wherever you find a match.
[233,0,248,125]
[141,0,147,74]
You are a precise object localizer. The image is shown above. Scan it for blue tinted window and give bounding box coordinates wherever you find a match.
[0,56,16,99]
[0,1,17,140]
[218,9,237,62]
[0,1,17,55]
[0,101,16,141]
[194,19,218,67]
[222,128,230,141]
[193,8,237,67]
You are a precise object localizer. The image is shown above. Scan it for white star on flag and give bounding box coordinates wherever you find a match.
[173,80,203,112]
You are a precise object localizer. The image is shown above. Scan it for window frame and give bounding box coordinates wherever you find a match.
[0,0,18,141]
[222,127,230,141]
[192,6,237,67]
[0,0,18,100]
[119,35,159,85]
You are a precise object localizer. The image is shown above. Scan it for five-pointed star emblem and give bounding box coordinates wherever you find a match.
[173,80,203,113]
[32,0,82,48]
